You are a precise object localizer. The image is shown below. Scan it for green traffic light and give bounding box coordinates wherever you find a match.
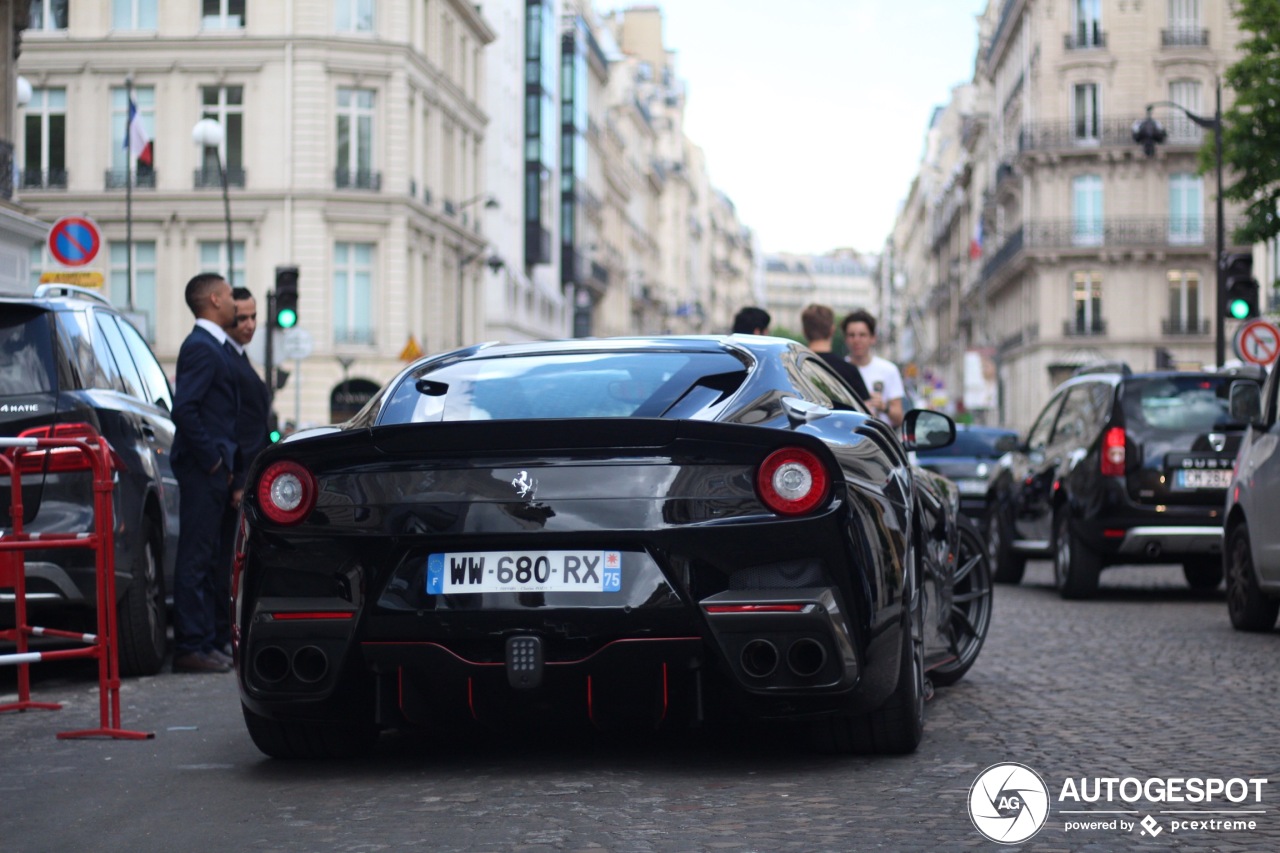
[1229,300,1251,320]
[277,308,298,328]
[269,429,282,443]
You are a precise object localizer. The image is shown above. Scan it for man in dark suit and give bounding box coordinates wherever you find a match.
[171,273,240,674]
[214,287,272,658]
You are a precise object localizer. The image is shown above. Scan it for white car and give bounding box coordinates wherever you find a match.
[1223,374,1280,631]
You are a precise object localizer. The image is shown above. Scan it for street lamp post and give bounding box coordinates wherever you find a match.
[1133,79,1225,367]
[191,118,234,289]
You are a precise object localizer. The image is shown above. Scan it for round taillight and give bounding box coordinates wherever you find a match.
[757,447,830,516]
[256,460,316,525]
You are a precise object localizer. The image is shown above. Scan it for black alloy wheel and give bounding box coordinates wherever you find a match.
[1225,523,1280,632]
[116,524,167,677]
[986,507,1026,584]
[1054,511,1101,600]
[932,515,993,687]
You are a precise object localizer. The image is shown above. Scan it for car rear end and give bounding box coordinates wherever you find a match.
[234,415,901,738]
[1079,372,1254,563]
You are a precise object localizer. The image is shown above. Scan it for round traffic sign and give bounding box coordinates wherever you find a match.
[47,216,102,267]
[1234,319,1280,366]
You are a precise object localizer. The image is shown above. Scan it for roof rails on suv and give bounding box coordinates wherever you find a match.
[32,283,114,307]
[1073,360,1132,377]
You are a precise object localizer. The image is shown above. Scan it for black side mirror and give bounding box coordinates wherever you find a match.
[902,409,955,451]
[1229,380,1264,428]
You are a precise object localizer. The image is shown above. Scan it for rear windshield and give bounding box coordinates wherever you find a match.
[379,351,748,424]
[916,429,1017,459]
[1122,376,1256,432]
[0,307,56,395]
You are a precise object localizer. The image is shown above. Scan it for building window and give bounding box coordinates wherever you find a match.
[1166,270,1202,334]
[1071,175,1104,246]
[29,0,68,30]
[1072,83,1100,144]
[335,0,374,32]
[524,0,556,266]
[203,0,245,30]
[334,242,375,345]
[199,86,245,186]
[109,241,157,340]
[112,0,157,30]
[1168,79,1203,142]
[1165,0,1205,45]
[198,239,247,290]
[21,87,67,189]
[1072,0,1101,47]
[29,244,49,289]
[1072,271,1104,335]
[1168,173,1204,244]
[110,86,154,184]
[336,87,378,189]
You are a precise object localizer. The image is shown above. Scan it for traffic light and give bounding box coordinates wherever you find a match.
[268,411,282,444]
[1223,253,1259,320]
[273,265,299,329]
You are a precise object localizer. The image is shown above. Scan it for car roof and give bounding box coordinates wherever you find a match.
[454,335,793,358]
[1,285,114,313]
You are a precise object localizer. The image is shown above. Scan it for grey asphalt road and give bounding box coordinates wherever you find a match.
[2,560,1278,852]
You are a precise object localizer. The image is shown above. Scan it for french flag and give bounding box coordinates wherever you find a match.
[969,216,983,260]
[125,98,153,167]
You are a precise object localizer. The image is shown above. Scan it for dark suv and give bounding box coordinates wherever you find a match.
[985,364,1261,599]
[1,285,178,674]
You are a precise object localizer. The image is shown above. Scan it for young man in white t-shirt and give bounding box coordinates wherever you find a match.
[841,309,905,427]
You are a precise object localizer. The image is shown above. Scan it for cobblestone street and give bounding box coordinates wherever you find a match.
[2,561,1277,852]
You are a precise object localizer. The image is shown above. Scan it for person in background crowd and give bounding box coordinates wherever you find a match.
[731,306,771,335]
[170,273,240,674]
[842,308,905,428]
[801,303,869,402]
[214,286,272,659]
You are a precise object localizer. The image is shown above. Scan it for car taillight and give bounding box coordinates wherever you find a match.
[256,460,316,525]
[1101,426,1126,477]
[13,422,102,473]
[757,447,829,516]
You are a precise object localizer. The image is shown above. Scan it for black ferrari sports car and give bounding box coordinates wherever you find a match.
[232,336,992,758]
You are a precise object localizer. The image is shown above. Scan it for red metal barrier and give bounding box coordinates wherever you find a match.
[0,433,152,740]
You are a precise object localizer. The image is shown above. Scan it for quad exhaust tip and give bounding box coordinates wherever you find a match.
[740,639,779,678]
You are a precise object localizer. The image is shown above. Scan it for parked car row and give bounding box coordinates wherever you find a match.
[917,360,1278,635]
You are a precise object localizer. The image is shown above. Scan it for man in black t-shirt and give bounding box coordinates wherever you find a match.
[801,303,870,402]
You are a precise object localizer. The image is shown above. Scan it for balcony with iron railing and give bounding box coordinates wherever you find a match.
[19,168,68,190]
[982,218,1237,280]
[105,169,156,189]
[1162,27,1208,47]
[1064,318,1107,337]
[334,168,381,191]
[1064,29,1106,50]
[1162,318,1210,336]
[1019,117,1202,152]
[193,166,246,188]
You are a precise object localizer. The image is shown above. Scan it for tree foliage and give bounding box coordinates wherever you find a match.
[1209,0,1280,245]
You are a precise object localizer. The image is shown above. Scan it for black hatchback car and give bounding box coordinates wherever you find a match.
[1,285,178,675]
[985,364,1261,598]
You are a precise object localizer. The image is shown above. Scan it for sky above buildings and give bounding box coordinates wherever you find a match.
[601,0,988,256]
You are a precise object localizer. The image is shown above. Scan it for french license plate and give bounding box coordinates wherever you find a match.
[1175,468,1231,489]
[426,550,623,594]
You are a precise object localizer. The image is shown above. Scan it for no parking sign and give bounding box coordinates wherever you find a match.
[47,216,102,268]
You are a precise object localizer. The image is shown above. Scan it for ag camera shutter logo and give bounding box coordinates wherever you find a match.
[969,762,1051,843]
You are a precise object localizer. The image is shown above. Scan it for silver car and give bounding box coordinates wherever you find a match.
[1223,374,1280,631]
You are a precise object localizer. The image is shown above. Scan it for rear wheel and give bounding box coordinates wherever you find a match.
[1054,511,1101,600]
[932,515,993,687]
[116,524,166,677]
[809,564,924,755]
[986,508,1026,584]
[242,704,379,759]
[1225,523,1279,632]
[1182,557,1224,591]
